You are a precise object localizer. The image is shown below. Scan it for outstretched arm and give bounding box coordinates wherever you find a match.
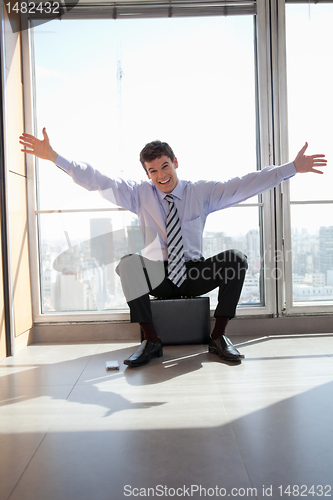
[206,142,328,212]
[19,127,58,163]
[293,142,327,174]
[19,129,139,212]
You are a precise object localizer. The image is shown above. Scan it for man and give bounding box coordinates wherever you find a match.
[19,129,327,367]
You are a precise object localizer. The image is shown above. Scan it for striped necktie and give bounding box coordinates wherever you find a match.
[165,194,187,287]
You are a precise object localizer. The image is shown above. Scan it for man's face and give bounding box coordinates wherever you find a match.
[145,155,179,193]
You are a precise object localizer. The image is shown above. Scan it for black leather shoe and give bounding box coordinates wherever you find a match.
[124,339,163,367]
[208,334,245,361]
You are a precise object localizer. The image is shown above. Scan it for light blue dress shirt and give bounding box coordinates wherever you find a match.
[55,155,296,261]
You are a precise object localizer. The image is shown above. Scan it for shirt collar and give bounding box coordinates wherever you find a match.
[155,179,184,203]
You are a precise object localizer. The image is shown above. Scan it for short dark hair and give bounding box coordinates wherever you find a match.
[139,140,175,171]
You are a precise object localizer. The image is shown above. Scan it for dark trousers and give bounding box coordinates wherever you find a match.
[116,250,248,324]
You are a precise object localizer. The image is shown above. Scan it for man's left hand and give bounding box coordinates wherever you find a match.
[294,142,327,174]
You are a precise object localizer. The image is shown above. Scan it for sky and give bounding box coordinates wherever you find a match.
[286,6,333,201]
[32,14,258,240]
[285,4,333,234]
[31,5,333,244]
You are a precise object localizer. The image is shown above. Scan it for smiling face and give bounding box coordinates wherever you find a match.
[145,155,179,193]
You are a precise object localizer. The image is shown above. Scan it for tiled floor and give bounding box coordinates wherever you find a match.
[0,335,333,500]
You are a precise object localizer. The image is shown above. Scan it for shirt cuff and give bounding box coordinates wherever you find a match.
[55,154,72,173]
[279,161,297,181]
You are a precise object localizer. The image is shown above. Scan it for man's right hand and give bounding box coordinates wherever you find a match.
[19,127,58,163]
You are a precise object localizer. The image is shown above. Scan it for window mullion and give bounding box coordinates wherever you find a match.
[269,0,290,316]
[255,0,278,315]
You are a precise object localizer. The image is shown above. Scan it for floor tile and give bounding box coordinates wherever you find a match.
[0,343,99,388]
[0,386,72,500]
[1,336,333,500]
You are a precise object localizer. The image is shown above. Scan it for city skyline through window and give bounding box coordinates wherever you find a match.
[286,4,333,304]
[32,15,262,313]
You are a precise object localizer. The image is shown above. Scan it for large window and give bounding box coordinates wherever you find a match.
[32,14,261,314]
[285,3,333,309]
[27,1,333,321]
